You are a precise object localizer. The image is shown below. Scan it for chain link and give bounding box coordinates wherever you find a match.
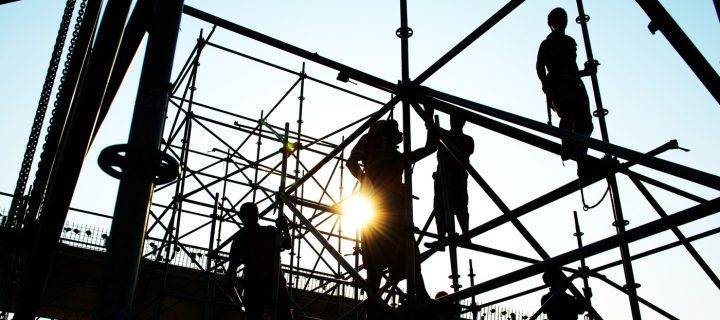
[31,0,89,218]
[6,0,78,228]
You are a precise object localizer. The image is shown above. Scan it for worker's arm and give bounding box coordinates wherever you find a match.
[578,60,597,78]
[407,126,439,163]
[408,145,436,163]
[226,234,242,277]
[346,151,365,180]
[536,43,550,93]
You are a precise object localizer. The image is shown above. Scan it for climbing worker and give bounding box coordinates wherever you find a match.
[346,118,435,317]
[540,268,586,320]
[432,115,474,238]
[225,202,294,320]
[536,7,597,177]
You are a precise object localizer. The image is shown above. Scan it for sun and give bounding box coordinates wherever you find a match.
[340,195,375,231]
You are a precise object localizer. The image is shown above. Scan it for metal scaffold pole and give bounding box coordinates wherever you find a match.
[7,2,720,319]
[397,0,419,315]
[574,1,641,318]
[96,0,185,318]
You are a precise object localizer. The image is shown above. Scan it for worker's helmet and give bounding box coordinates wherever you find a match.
[377,119,403,145]
[542,268,564,286]
[548,7,568,30]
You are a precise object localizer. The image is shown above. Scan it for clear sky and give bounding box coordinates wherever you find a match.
[1,1,719,319]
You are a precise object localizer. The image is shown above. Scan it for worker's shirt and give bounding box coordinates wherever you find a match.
[350,132,405,197]
[436,129,474,188]
[537,31,581,85]
[230,226,282,285]
[541,290,584,320]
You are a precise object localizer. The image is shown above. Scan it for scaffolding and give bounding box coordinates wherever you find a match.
[2,0,720,319]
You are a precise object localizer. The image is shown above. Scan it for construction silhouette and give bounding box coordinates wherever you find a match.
[0,1,719,320]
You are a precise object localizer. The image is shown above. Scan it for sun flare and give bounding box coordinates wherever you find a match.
[340,195,374,231]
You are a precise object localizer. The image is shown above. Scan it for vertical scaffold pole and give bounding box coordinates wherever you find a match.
[468,259,478,320]
[272,122,291,320]
[572,211,593,315]
[218,148,229,248]
[203,193,219,320]
[297,171,305,288]
[289,63,305,288]
[338,138,345,302]
[399,0,418,313]
[574,1,641,318]
[96,0,184,318]
[155,28,201,320]
[253,110,264,202]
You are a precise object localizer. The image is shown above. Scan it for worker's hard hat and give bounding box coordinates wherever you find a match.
[548,7,568,28]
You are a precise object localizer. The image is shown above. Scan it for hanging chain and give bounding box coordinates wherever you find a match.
[6,0,78,229]
[30,0,89,218]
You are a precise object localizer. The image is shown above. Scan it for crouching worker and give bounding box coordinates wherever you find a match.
[346,119,435,318]
[225,202,294,320]
[540,268,586,320]
[536,7,597,177]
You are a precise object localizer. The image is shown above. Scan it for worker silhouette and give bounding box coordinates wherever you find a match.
[536,7,597,177]
[540,269,586,320]
[225,202,293,320]
[434,291,461,320]
[432,115,474,238]
[347,119,434,317]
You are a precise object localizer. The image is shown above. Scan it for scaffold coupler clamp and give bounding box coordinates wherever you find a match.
[396,26,413,39]
[612,219,630,227]
[592,107,609,118]
[98,144,181,185]
[623,282,641,290]
[578,265,592,280]
[576,14,590,24]
[648,20,661,34]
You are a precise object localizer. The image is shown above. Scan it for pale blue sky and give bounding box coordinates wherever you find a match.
[1,1,719,319]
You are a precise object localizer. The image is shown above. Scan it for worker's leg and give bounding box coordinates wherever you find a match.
[432,174,447,238]
[556,110,573,161]
[414,255,432,303]
[365,258,384,319]
[451,188,470,235]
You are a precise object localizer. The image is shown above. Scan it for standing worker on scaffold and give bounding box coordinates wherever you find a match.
[431,115,474,239]
[347,119,435,318]
[225,202,294,320]
[536,7,598,178]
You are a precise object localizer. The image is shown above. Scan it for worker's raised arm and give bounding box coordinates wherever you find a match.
[346,135,369,180]
[406,126,439,163]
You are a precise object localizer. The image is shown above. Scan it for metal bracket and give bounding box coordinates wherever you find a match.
[98,144,181,185]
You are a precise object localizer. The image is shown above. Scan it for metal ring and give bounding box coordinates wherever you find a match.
[612,219,629,227]
[98,144,180,185]
[395,27,413,38]
[575,14,590,24]
[592,108,610,117]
